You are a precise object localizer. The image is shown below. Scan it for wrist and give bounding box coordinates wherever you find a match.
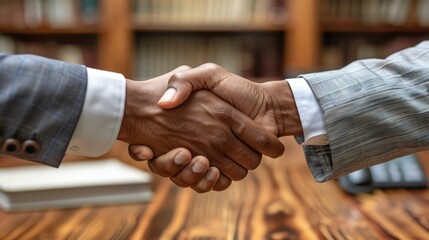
[118,78,168,143]
[118,79,149,142]
[262,80,303,137]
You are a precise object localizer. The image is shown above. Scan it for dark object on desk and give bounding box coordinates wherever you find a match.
[339,154,428,194]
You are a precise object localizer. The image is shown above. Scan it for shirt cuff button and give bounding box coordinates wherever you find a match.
[69,146,80,152]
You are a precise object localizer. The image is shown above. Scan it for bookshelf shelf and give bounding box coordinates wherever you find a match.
[322,23,429,33]
[133,23,286,33]
[317,0,429,70]
[0,26,100,35]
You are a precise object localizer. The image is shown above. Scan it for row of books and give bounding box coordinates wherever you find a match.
[134,34,283,80]
[0,35,97,67]
[321,36,426,69]
[0,0,99,29]
[133,0,287,26]
[321,0,429,26]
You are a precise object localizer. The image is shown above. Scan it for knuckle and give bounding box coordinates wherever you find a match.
[227,167,248,181]
[177,183,189,188]
[193,188,204,194]
[171,178,189,188]
[170,72,193,88]
[148,163,175,178]
[213,104,231,121]
[156,168,172,177]
[211,131,229,146]
[193,185,209,194]
[232,147,259,170]
[234,122,246,136]
[170,72,185,82]
[247,153,262,170]
[214,180,231,191]
[235,169,248,181]
[178,65,191,71]
[152,160,175,177]
[147,162,158,174]
[181,179,196,186]
[274,144,285,158]
[255,135,270,148]
[201,63,221,71]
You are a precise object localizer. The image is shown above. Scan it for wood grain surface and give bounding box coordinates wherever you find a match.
[1,138,428,240]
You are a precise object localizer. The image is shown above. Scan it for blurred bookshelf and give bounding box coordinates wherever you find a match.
[133,0,287,28]
[132,0,287,80]
[134,33,283,80]
[0,0,428,80]
[0,0,100,68]
[319,0,429,70]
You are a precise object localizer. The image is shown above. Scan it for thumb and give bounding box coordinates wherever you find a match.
[158,63,225,109]
[128,145,154,161]
[158,72,195,109]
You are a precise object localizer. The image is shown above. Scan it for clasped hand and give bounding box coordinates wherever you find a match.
[121,64,302,193]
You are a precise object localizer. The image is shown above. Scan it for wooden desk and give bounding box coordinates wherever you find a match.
[1,138,428,239]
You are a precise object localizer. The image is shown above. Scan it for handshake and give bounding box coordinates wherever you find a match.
[119,63,303,193]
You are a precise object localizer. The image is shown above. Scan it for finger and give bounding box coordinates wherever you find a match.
[146,148,192,177]
[213,173,232,191]
[128,145,154,161]
[224,136,262,171]
[191,167,220,193]
[208,152,248,181]
[170,156,210,187]
[158,63,225,109]
[230,110,285,158]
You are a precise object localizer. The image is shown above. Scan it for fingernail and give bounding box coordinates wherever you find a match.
[174,152,188,165]
[135,148,151,160]
[205,168,217,181]
[192,161,206,173]
[159,88,176,103]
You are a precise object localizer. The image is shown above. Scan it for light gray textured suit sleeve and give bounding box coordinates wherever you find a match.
[0,54,87,167]
[300,41,429,182]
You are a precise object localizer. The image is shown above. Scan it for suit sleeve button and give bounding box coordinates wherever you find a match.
[2,138,21,153]
[22,140,41,155]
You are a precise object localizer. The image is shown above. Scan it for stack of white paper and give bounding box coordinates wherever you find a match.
[0,159,152,212]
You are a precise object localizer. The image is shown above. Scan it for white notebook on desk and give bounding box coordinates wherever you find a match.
[0,159,153,212]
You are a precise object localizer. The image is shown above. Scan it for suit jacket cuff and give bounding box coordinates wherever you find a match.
[286,78,329,145]
[66,68,126,157]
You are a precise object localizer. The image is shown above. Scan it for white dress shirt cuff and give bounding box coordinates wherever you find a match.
[286,78,328,145]
[67,68,126,156]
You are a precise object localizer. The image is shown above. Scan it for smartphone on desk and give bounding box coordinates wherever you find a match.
[338,154,428,194]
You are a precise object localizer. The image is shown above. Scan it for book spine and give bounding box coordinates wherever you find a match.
[135,33,283,79]
[321,0,419,25]
[132,0,288,26]
[1,0,99,28]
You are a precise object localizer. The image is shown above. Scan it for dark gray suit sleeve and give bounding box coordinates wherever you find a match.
[0,54,87,167]
[300,41,429,182]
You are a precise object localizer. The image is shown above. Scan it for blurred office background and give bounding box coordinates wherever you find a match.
[0,0,428,81]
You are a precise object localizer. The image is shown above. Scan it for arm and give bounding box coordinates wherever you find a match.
[157,63,303,138]
[300,41,429,181]
[0,54,87,166]
[0,56,219,192]
[141,41,429,183]
[0,54,284,192]
[128,64,303,190]
[119,72,285,191]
